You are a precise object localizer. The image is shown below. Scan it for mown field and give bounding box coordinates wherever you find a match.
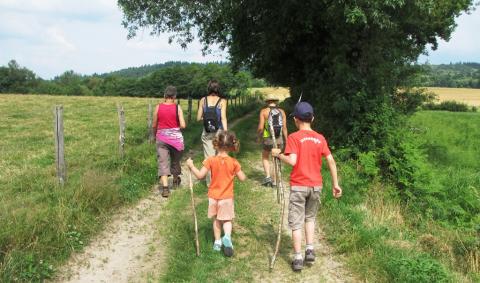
[426,87,480,106]
[0,93,255,281]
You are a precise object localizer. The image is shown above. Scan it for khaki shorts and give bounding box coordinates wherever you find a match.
[208,198,235,221]
[262,137,283,151]
[288,186,322,230]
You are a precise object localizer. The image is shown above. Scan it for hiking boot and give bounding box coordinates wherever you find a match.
[261,176,273,187]
[161,186,170,198]
[222,235,234,257]
[305,249,315,262]
[172,175,181,188]
[291,258,304,271]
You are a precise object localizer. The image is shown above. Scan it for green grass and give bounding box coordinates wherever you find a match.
[157,110,479,282]
[0,93,257,281]
[2,93,478,282]
[318,110,480,282]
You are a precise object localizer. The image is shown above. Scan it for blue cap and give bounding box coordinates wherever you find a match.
[291,102,314,119]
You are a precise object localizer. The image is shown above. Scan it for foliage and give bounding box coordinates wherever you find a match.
[417,63,480,89]
[0,60,38,93]
[0,61,263,98]
[118,0,474,151]
[422,100,475,112]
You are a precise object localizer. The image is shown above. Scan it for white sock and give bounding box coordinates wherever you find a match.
[306,244,314,251]
[294,252,303,260]
[214,239,222,245]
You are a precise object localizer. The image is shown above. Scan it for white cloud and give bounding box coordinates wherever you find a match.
[0,0,227,78]
[46,27,76,52]
[422,7,480,63]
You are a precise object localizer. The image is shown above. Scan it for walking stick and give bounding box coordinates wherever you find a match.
[269,123,286,270]
[188,168,200,256]
[269,123,281,204]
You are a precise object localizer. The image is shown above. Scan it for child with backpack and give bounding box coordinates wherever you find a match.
[271,102,342,271]
[196,80,228,186]
[186,130,246,257]
[256,94,288,187]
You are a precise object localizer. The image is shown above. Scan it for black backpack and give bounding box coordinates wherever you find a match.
[203,97,221,133]
[268,106,283,138]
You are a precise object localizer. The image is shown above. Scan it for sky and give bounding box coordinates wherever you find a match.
[0,0,479,79]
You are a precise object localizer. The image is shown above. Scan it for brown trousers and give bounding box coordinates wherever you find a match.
[156,140,183,177]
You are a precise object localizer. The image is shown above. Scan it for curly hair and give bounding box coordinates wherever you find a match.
[213,130,240,152]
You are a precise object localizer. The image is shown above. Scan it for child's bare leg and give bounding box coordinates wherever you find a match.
[222,220,232,235]
[213,218,222,241]
[305,221,315,246]
[262,150,271,178]
[292,229,303,254]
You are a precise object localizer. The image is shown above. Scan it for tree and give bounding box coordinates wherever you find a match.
[0,60,38,93]
[118,0,474,150]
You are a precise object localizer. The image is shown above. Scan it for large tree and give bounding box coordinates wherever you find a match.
[118,0,473,149]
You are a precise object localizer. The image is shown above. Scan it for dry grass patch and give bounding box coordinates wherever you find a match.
[426,87,480,106]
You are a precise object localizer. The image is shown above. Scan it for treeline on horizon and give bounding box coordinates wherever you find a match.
[417,62,480,88]
[0,60,267,98]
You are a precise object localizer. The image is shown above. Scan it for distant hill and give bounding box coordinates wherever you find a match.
[417,62,480,88]
[100,61,228,78]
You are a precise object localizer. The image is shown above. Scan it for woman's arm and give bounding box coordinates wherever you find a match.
[152,104,159,131]
[257,109,265,138]
[281,109,288,141]
[196,97,204,121]
[178,105,186,129]
[221,98,228,131]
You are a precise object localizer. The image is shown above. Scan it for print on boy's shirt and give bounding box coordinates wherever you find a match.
[285,130,331,186]
[300,137,322,144]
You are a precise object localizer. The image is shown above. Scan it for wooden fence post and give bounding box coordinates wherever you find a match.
[117,104,126,158]
[188,95,193,122]
[147,103,154,143]
[54,105,66,185]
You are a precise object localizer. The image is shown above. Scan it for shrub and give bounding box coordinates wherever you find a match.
[383,253,451,283]
[422,100,472,112]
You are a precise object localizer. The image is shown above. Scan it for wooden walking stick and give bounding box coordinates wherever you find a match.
[188,166,200,256]
[269,123,286,270]
[268,120,281,203]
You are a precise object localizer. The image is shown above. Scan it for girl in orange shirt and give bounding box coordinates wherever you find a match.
[186,131,246,257]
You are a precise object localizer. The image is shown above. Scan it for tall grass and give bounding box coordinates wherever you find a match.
[0,93,257,281]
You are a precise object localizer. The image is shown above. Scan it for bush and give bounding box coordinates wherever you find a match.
[383,252,451,283]
[422,100,472,112]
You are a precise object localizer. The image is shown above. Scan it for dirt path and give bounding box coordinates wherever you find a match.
[52,192,168,283]
[249,161,357,283]
[52,112,255,283]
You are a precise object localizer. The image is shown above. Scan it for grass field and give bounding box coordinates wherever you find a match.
[1,91,478,282]
[426,87,480,106]
[0,93,255,281]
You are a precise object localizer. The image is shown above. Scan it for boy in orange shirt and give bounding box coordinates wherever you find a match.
[272,102,342,271]
[186,131,246,257]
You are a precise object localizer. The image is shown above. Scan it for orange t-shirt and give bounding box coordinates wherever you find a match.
[203,156,241,199]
